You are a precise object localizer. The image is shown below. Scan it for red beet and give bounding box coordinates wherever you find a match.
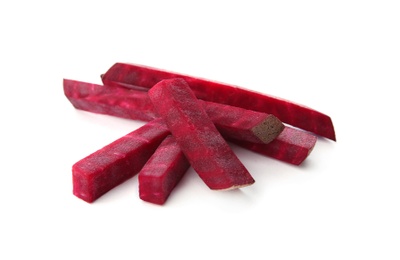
[230,127,317,165]
[148,78,255,190]
[101,62,336,141]
[202,100,283,144]
[64,79,283,144]
[72,118,169,203]
[64,79,316,165]
[138,135,190,205]
[63,79,156,122]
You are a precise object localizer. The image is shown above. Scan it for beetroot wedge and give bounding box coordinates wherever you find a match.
[101,62,336,141]
[149,78,255,190]
[64,79,283,144]
[72,118,169,203]
[138,135,190,205]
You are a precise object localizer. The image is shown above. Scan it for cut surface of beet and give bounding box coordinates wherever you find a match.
[64,79,283,144]
[138,135,190,205]
[101,62,336,141]
[148,78,255,190]
[72,118,169,203]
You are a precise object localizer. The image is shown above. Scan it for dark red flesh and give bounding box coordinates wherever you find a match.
[64,79,316,165]
[138,135,190,205]
[148,78,255,190]
[101,62,336,141]
[64,79,283,144]
[72,118,169,203]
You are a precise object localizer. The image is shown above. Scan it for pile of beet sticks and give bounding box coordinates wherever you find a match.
[64,63,336,205]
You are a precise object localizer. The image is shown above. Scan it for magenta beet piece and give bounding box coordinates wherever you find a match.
[201,100,283,144]
[101,62,336,141]
[64,79,314,164]
[148,78,255,190]
[63,79,157,122]
[72,118,169,203]
[231,126,318,165]
[64,79,283,144]
[138,135,190,205]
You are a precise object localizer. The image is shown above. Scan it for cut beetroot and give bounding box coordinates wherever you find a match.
[64,79,315,165]
[63,79,156,122]
[72,118,169,203]
[202,100,283,144]
[231,126,318,165]
[138,135,190,205]
[64,79,283,144]
[101,62,336,141]
[148,78,255,190]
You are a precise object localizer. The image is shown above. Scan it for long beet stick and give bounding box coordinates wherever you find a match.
[64,79,316,165]
[101,62,336,141]
[148,78,255,190]
[64,79,283,144]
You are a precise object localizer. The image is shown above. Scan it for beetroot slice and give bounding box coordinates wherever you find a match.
[64,79,283,144]
[101,62,336,141]
[138,135,190,205]
[64,79,315,165]
[148,78,255,190]
[72,118,169,203]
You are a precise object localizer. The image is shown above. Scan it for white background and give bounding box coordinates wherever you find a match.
[1,1,399,259]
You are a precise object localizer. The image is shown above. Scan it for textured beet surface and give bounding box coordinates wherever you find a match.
[148,78,255,190]
[101,62,336,141]
[63,79,156,122]
[139,135,190,205]
[72,118,169,203]
[201,100,283,144]
[231,126,318,165]
[64,79,315,164]
[64,79,283,144]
